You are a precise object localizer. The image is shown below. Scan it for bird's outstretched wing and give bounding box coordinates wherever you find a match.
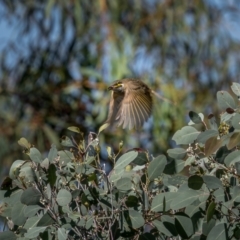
[116,85,152,129]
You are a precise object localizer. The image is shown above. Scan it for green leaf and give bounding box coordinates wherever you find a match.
[189,111,203,124]
[24,205,43,217]
[224,150,240,166]
[48,144,58,163]
[58,228,68,240]
[21,187,41,205]
[29,147,42,163]
[60,136,74,147]
[197,130,219,144]
[37,212,55,226]
[128,210,145,228]
[147,155,167,180]
[217,91,237,111]
[167,148,186,159]
[206,223,228,240]
[151,192,177,212]
[114,151,138,170]
[98,123,110,134]
[126,195,139,208]
[47,164,57,188]
[9,160,25,179]
[132,151,148,165]
[203,219,216,236]
[175,160,185,173]
[231,82,240,97]
[67,126,81,133]
[24,227,47,238]
[170,190,200,210]
[233,186,240,202]
[203,175,223,189]
[188,175,203,190]
[175,213,194,239]
[11,202,26,226]
[172,126,200,145]
[116,178,132,191]
[206,202,216,223]
[213,189,225,202]
[57,189,72,206]
[232,113,240,130]
[18,137,31,149]
[0,231,17,240]
[153,220,174,237]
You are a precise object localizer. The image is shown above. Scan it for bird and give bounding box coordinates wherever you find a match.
[105,78,153,130]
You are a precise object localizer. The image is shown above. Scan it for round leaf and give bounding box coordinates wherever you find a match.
[57,189,72,206]
[188,175,203,190]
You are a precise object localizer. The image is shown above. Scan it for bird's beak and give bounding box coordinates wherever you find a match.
[108,86,113,91]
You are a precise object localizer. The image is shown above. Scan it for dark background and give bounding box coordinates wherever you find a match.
[0,0,240,179]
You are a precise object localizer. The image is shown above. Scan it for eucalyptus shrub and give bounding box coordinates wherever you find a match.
[1,82,240,240]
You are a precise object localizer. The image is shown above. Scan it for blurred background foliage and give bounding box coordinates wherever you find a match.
[0,0,240,177]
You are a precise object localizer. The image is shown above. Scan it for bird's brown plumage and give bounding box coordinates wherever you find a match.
[106,78,153,129]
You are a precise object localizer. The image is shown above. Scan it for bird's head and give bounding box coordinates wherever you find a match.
[108,81,125,92]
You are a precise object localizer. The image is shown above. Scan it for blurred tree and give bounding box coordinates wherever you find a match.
[0,0,240,177]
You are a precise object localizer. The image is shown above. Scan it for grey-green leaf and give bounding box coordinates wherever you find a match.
[170,190,200,210]
[217,91,236,111]
[231,82,240,97]
[21,187,41,205]
[116,178,132,191]
[172,126,200,145]
[147,155,167,180]
[128,210,145,228]
[151,192,177,212]
[114,151,138,170]
[206,223,227,240]
[57,189,72,206]
[167,148,187,159]
[203,175,223,189]
[29,147,42,163]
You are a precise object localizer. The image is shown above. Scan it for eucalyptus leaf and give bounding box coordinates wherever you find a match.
[147,155,167,180]
[170,190,200,210]
[57,189,72,206]
[172,126,200,145]
[197,130,219,144]
[167,148,187,159]
[203,175,223,189]
[116,178,132,191]
[29,148,42,163]
[21,187,41,205]
[231,82,240,97]
[206,223,228,240]
[175,213,194,238]
[128,210,145,229]
[189,111,203,124]
[114,151,138,170]
[232,113,240,129]
[224,150,240,166]
[217,91,237,111]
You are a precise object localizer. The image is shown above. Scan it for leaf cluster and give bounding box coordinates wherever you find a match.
[1,83,240,239]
